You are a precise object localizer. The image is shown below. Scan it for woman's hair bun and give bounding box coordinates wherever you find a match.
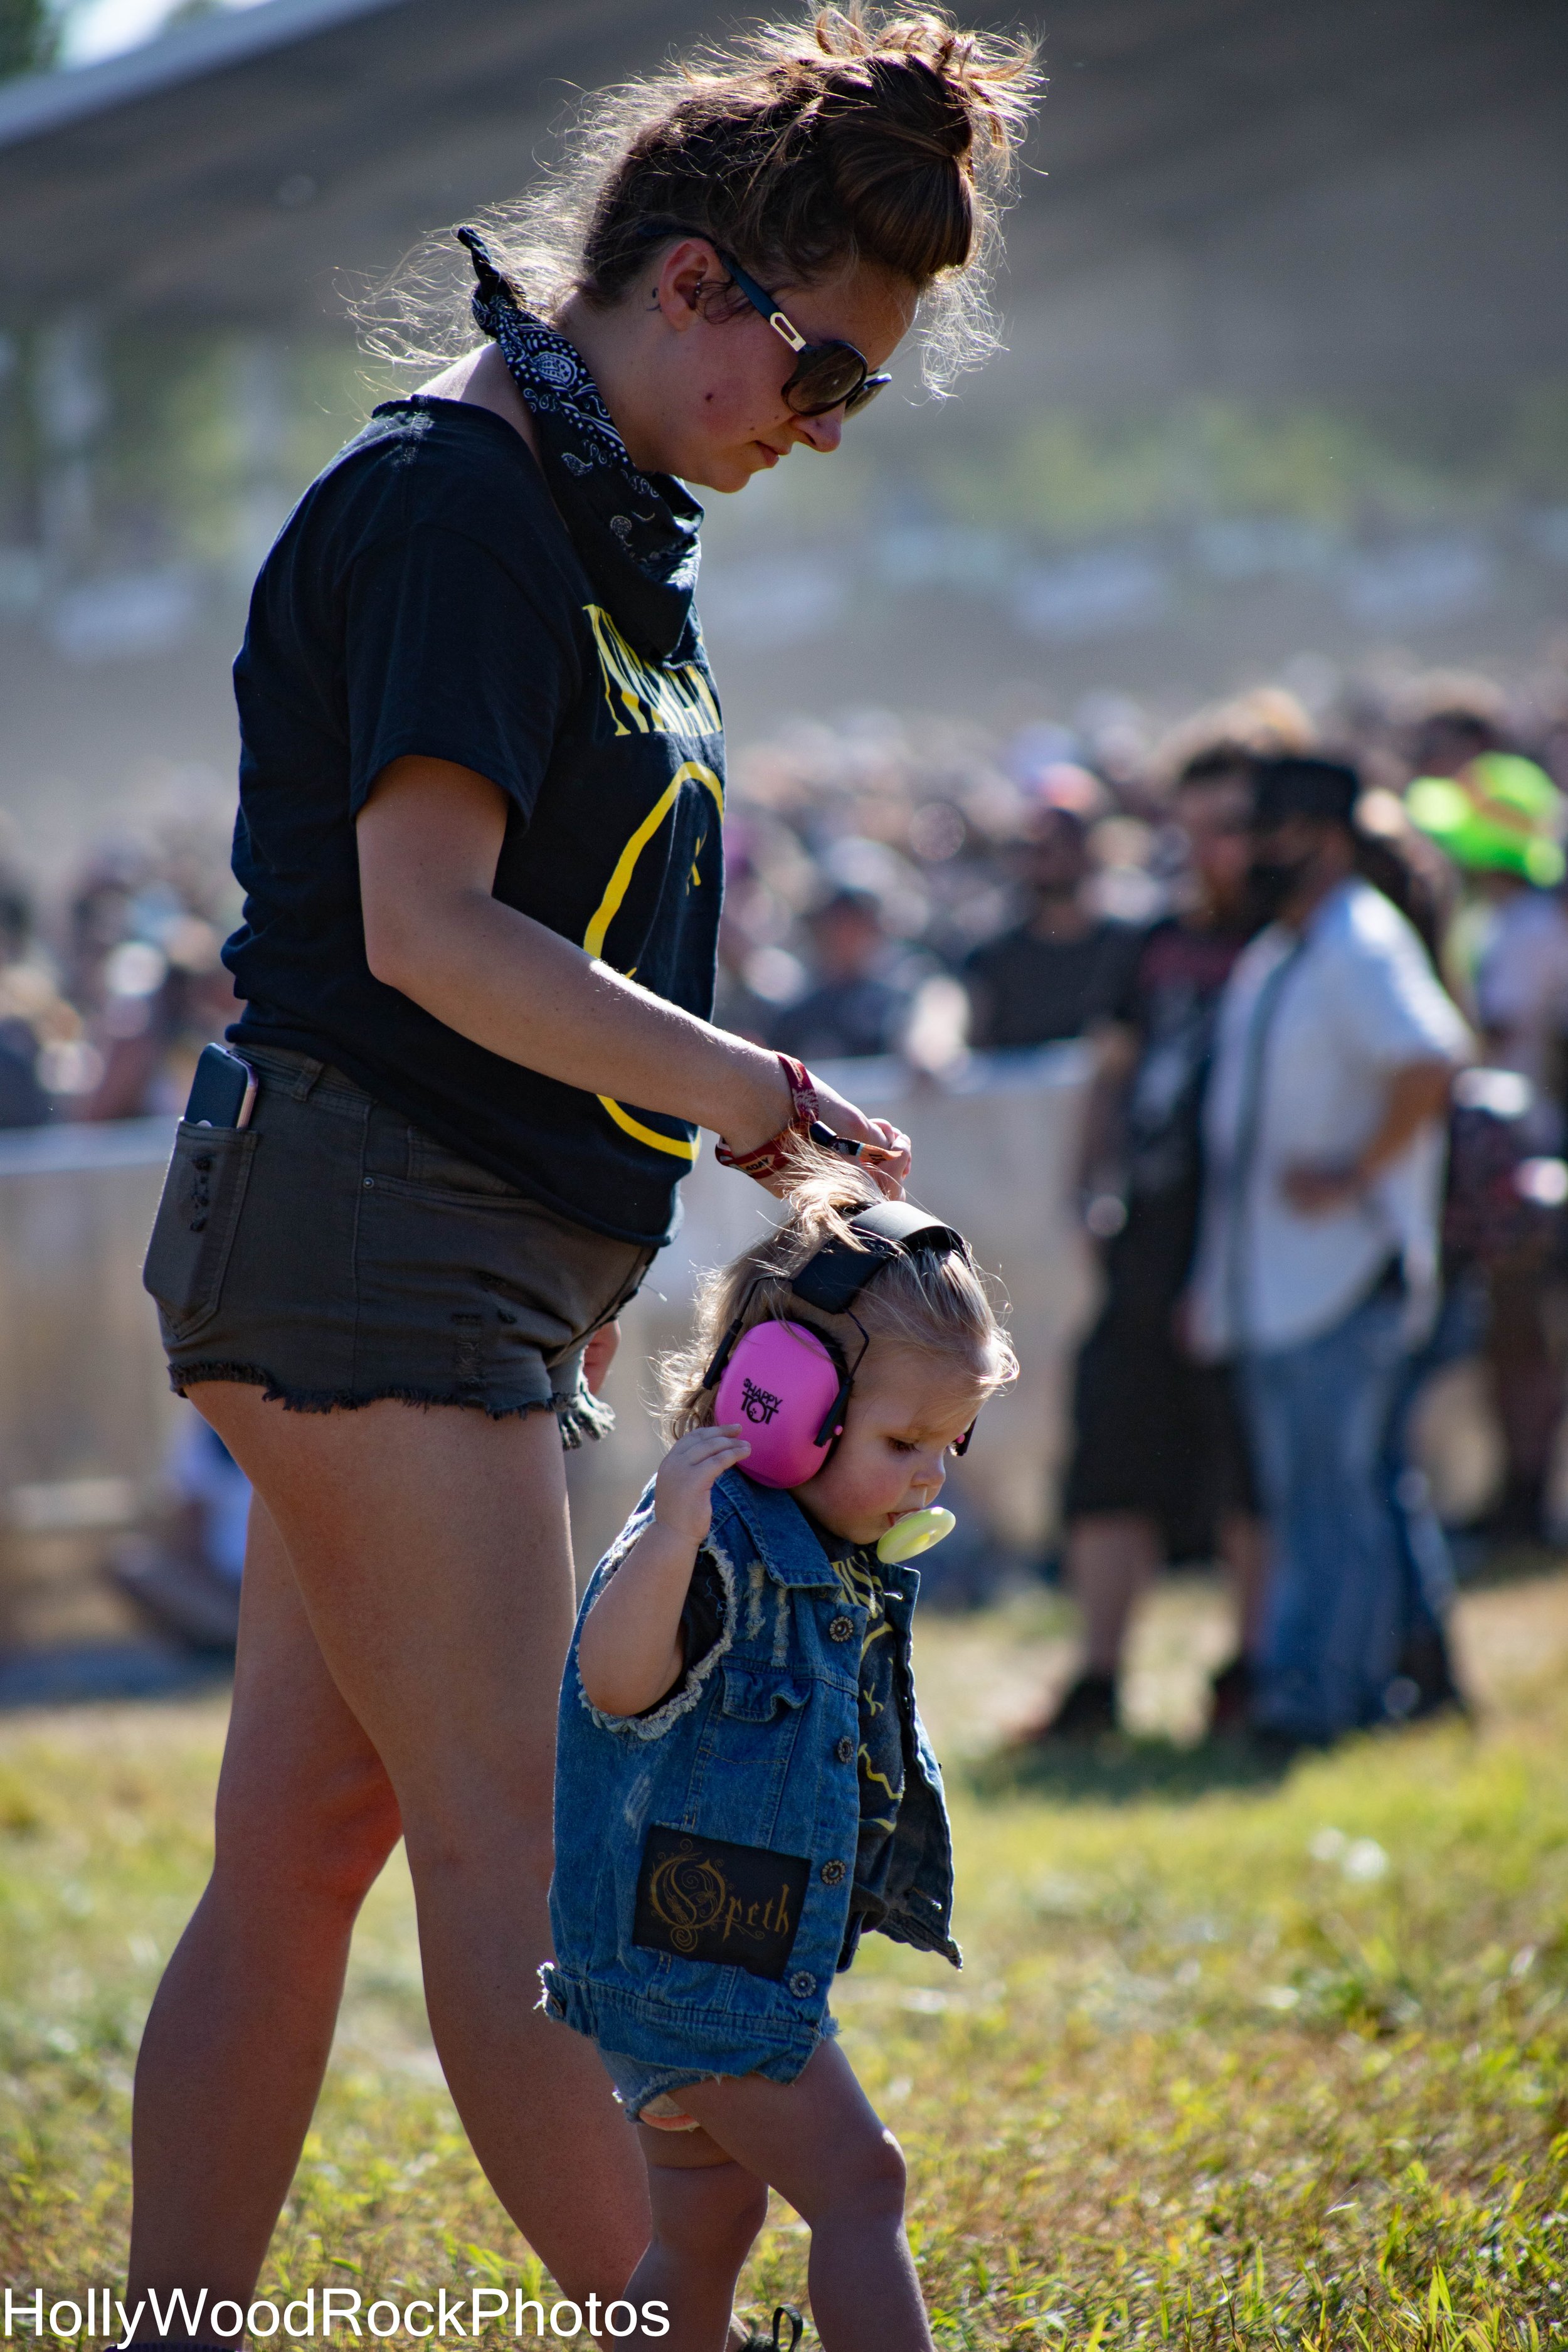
[819,48,975,164]
[805,14,1032,287]
[814,11,1027,164]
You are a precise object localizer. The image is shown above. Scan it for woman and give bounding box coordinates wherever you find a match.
[130,2,1036,2326]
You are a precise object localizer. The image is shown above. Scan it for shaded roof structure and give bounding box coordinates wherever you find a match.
[0,0,1562,401]
[0,0,719,326]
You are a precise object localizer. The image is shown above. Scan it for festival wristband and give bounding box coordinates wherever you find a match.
[714,1056,820,1182]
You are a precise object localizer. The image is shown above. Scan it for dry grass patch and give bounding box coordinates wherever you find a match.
[2,1572,1567,2346]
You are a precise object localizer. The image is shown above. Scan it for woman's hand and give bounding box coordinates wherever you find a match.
[807,1074,912,1197]
[717,1061,913,1199]
[654,1424,751,1549]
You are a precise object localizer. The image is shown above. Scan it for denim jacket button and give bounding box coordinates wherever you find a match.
[788,1971,817,1998]
[828,1615,855,1642]
[835,1734,856,1764]
[821,1858,846,1885]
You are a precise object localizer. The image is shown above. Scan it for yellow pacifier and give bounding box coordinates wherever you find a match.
[876,1507,956,1565]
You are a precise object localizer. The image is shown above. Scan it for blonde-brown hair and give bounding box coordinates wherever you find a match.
[367,6,1041,395]
[660,1152,1017,1441]
[1153,687,1316,795]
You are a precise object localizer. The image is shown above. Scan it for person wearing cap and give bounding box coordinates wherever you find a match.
[1407,751,1568,1145]
[1408,748,1568,1537]
[1189,756,1470,1749]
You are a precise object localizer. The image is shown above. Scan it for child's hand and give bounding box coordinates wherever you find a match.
[655,1425,750,1549]
[581,1320,620,1396]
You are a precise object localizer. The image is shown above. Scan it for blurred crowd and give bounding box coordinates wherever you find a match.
[5,661,1568,1736]
[0,790,239,1136]
[716,659,1568,1752]
[0,787,248,1653]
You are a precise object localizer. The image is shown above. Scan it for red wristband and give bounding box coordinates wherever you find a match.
[777,1055,818,1128]
[715,1055,820,1182]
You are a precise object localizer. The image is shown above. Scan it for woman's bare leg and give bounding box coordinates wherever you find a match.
[130,1387,649,2311]
[130,1497,403,2304]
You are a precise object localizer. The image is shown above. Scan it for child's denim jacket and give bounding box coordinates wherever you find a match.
[543,1468,958,2083]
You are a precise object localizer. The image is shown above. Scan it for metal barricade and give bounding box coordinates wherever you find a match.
[0,1116,177,1646]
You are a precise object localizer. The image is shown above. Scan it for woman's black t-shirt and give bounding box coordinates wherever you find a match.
[225,395,726,1246]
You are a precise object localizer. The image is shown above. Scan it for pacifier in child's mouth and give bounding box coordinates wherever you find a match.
[876,1507,956,1565]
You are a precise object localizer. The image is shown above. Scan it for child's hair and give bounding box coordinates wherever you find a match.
[364,6,1041,395]
[660,1153,1017,1440]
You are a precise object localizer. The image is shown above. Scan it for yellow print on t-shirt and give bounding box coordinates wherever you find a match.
[586,603,721,740]
[583,756,724,1163]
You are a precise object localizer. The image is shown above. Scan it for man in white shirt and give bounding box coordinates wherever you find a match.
[1190,757,1470,1745]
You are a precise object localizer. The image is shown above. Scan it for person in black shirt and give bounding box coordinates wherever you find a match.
[964,804,1140,1051]
[770,886,917,1062]
[1016,748,1269,1743]
[128,10,1038,2333]
[223,391,733,1240]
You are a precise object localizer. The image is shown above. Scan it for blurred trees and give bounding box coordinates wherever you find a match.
[926,391,1568,544]
[0,1,220,83]
[0,0,57,80]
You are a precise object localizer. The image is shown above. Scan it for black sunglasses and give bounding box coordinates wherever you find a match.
[637,223,891,420]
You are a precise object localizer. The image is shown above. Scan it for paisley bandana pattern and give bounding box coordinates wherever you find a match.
[459,226,703,663]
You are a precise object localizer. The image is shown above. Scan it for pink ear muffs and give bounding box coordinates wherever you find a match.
[712,1319,849,1489]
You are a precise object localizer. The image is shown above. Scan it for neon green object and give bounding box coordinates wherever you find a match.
[1406,753,1565,886]
[876,1507,956,1564]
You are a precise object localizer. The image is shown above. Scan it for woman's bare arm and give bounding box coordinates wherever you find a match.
[357,756,908,1163]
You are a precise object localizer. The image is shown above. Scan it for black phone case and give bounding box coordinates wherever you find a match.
[184,1044,252,1128]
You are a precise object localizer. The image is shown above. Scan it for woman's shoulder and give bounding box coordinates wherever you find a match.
[295,396,578,580]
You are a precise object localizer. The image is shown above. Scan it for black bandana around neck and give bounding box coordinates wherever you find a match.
[458,226,702,664]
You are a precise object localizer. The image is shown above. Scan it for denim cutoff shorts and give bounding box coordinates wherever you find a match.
[143,1045,653,1432]
[597,2017,839,2127]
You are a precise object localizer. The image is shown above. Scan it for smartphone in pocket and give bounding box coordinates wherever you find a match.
[185,1044,257,1129]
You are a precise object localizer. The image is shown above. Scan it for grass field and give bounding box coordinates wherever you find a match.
[2,1567,1566,2349]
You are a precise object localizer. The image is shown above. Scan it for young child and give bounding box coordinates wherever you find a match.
[541,1166,1017,2350]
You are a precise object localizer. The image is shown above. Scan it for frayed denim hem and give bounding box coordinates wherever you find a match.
[167,1361,615,1446]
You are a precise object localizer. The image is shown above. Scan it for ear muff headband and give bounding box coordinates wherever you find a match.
[700,1204,970,1391]
[788,1200,969,1316]
[810,1318,864,1449]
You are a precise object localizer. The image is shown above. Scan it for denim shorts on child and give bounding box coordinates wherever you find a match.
[143,1044,653,1433]
[598,2018,839,2129]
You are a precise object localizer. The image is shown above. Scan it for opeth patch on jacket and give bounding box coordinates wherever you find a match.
[633,1825,810,1981]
